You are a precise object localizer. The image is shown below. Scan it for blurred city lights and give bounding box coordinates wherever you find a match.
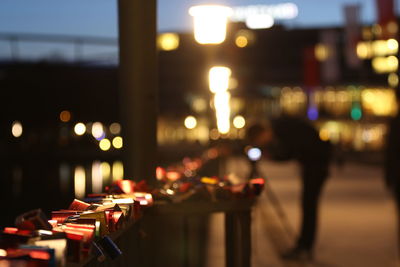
[229,77,238,89]
[247,147,262,161]
[319,129,330,141]
[387,21,398,35]
[158,33,180,51]
[209,66,232,93]
[189,5,232,44]
[112,161,124,181]
[74,122,86,136]
[99,138,111,151]
[101,162,111,184]
[231,3,298,22]
[388,73,399,88]
[184,116,197,129]
[357,39,398,60]
[235,30,255,48]
[362,89,397,116]
[372,56,398,73]
[192,98,207,113]
[245,14,274,29]
[210,129,220,140]
[59,110,71,122]
[387,39,398,52]
[92,161,103,194]
[233,115,246,129]
[74,166,86,199]
[235,35,248,48]
[11,121,23,138]
[92,122,104,139]
[315,44,330,61]
[214,91,231,134]
[156,166,166,180]
[372,24,382,36]
[112,136,123,149]
[356,42,372,59]
[109,122,121,135]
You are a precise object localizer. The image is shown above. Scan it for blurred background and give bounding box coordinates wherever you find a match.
[0,1,399,264]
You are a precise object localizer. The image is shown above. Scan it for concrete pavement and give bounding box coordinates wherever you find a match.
[206,158,399,267]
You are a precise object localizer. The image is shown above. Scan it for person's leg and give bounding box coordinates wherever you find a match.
[282,165,327,260]
[296,175,325,250]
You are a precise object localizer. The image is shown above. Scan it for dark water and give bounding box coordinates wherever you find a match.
[0,159,123,227]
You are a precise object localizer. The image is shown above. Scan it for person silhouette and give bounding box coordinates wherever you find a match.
[246,115,332,261]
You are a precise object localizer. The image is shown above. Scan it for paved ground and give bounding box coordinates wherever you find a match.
[206,158,399,267]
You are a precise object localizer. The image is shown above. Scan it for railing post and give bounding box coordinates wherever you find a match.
[117,0,158,184]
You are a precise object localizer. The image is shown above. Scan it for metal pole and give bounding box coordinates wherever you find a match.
[118,0,157,185]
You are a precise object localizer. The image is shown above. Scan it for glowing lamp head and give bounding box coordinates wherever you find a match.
[209,66,232,93]
[189,5,233,44]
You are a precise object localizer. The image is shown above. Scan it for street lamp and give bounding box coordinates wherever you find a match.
[189,5,233,44]
[189,5,233,136]
[209,66,232,134]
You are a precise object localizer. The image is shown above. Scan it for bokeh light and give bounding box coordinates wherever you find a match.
[74,166,86,199]
[74,123,86,136]
[110,122,121,135]
[158,33,179,51]
[92,122,104,139]
[233,115,246,129]
[59,110,71,122]
[112,161,124,181]
[184,116,197,129]
[235,35,248,48]
[209,66,232,93]
[11,121,23,138]
[189,5,232,44]
[112,136,123,149]
[99,138,111,151]
[248,147,262,161]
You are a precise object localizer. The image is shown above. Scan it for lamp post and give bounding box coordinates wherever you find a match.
[189,5,233,136]
[209,66,232,134]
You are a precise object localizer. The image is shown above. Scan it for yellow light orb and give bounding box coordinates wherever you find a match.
[112,136,123,149]
[74,122,86,136]
[233,115,246,129]
[112,161,124,181]
[388,73,399,88]
[11,121,23,138]
[184,116,197,129]
[158,33,180,51]
[235,35,248,48]
[99,138,111,151]
[315,44,329,61]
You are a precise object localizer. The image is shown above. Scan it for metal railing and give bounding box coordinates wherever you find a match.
[0,32,119,64]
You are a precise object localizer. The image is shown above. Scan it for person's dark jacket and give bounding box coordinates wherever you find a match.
[265,116,332,166]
